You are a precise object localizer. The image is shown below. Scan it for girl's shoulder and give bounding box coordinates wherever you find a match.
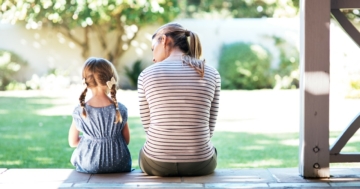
[72,104,82,115]
[117,102,127,111]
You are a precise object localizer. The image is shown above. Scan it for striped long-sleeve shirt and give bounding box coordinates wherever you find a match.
[137,60,221,162]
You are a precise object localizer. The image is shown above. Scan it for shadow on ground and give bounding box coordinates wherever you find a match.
[1,96,360,169]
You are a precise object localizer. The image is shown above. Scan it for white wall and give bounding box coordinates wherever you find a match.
[0,18,359,92]
[0,23,83,82]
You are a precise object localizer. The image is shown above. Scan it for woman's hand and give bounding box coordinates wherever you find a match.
[68,119,81,147]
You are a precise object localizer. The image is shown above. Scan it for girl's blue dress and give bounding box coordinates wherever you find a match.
[70,102,131,173]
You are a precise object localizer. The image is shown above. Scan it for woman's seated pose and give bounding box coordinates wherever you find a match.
[138,23,221,176]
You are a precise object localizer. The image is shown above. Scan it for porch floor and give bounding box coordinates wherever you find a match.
[1,168,360,188]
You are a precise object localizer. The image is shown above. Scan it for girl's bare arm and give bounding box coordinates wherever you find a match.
[68,119,81,147]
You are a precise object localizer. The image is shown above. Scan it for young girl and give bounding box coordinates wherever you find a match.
[68,57,132,173]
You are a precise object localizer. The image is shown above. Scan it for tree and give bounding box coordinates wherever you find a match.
[0,0,180,67]
[179,0,299,18]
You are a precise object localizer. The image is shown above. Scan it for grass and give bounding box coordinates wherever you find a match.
[1,95,360,169]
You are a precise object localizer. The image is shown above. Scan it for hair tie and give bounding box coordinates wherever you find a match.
[185,29,190,37]
[106,77,117,89]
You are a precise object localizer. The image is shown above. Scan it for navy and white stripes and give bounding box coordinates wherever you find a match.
[138,60,220,162]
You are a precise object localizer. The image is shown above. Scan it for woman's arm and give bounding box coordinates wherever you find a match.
[138,72,150,134]
[209,71,221,138]
[122,122,130,145]
[68,119,81,147]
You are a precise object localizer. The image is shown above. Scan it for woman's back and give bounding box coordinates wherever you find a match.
[138,60,220,162]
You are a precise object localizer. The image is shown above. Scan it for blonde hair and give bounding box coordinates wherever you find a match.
[152,23,205,77]
[80,57,122,123]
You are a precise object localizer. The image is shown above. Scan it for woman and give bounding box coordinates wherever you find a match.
[137,23,220,176]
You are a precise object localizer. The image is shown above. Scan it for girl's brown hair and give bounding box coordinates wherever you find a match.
[152,23,205,77]
[80,57,122,123]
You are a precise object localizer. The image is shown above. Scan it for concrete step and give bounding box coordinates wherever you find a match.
[1,168,360,188]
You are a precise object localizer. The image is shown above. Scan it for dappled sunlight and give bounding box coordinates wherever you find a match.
[330,131,360,154]
[0,160,22,166]
[219,176,268,182]
[0,96,75,116]
[132,159,139,168]
[27,147,44,152]
[320,177,360,181]
[304,71,330,95]
[35,157,54,164]
[1,90,359,170]
[26,98,74,116]
[332,162,360,168]
[230,159,283,168]
[1,134,32,140]
[255,140,274,145]
[280,139,299,146]
[240,146,265,150]
[35,106,73,116]
[342,146,358,152]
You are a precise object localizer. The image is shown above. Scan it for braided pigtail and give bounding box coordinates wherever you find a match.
[182,55,205,78]
[79,87,87,118]
[110,84,122,123]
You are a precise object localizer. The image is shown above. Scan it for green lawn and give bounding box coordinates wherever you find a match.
[1,95,360,169]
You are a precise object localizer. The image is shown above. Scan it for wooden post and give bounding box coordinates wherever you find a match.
[299,0,330,178]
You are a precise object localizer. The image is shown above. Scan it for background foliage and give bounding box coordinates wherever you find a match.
[218,36,299,90]
[180,0,299,18]
[218,42,274,90]
[0,50,27,90]
[0,0,179,67]
[124,60,144,89]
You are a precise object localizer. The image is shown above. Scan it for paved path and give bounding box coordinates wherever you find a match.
[1,168,360,188]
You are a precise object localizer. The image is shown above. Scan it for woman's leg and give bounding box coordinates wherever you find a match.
[177,148,217,176]
[138,148,177,176]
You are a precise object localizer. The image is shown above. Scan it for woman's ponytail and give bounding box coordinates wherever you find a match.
[183,30,205,77]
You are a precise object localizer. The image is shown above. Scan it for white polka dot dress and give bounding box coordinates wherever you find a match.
[70,102,132,173]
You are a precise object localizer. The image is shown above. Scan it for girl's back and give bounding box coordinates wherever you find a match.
[71,103,131,173]
[68,57,132,174]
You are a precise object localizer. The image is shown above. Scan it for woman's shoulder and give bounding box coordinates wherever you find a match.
[140,63,158,74]
[205,64,220,76]
[140,61,174,74]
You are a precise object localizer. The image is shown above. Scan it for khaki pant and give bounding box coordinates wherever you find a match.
[138,148,217,176]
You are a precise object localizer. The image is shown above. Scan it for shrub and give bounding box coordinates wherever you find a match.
[272,36,299,89]
[25,69,70,90]
[0,50,27,90]
[124,60,144,89]
[218,37,299,90]
[218,42,274,90]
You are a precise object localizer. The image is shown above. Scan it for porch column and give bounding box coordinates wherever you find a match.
[299,0,330,178]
